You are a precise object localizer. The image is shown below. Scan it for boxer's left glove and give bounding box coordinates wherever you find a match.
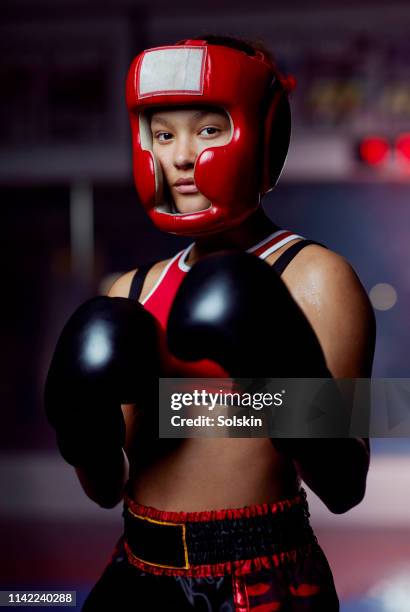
[44,296,161,467]
[167,252,345,448]
[167,251,330,378]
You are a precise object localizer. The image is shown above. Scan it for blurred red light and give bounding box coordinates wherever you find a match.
[359,137,390,165]
[396,133,410,162]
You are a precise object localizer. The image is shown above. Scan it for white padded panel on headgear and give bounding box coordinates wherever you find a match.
[138,47,205,97]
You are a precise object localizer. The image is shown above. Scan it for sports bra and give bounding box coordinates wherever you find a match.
[129,229,326,326]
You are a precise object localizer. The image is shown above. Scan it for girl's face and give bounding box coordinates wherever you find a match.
[150,108,231,214]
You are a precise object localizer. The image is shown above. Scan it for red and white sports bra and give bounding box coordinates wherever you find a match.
[128,229,325,377]
[139,229,310,331]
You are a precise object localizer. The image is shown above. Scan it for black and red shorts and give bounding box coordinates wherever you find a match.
[83,487,339,610]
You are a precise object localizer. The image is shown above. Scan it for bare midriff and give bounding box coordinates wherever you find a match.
[126,435,301,511]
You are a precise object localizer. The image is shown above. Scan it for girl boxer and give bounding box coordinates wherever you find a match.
[46,35,375,611]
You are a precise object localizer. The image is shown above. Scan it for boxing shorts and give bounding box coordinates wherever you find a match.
[82,486,339,611]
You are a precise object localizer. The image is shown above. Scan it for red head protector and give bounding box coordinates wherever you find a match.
[126,39,293,236]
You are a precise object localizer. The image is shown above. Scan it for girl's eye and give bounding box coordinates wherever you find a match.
[156,132,173,142]
[199,127,220,137]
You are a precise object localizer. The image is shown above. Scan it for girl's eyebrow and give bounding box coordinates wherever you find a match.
[192,110,221,121]
[151,111,225,127]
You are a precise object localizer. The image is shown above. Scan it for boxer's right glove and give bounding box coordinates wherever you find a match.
[44,296,161,467]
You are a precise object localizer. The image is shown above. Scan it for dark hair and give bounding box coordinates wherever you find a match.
[190,34,277,67]
[188,34,295,96]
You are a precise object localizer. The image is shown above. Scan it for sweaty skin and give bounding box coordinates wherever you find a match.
[104,108,374,512]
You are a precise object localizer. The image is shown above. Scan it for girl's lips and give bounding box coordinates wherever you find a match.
[174,184,199,194]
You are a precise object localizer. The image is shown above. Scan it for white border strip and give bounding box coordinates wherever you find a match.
[178,243,195,272]
[246,229,289,253]
[176,230,304,274]
[258,234,305,260]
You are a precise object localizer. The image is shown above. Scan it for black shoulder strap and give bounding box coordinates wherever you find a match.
[128,261,156,300]
[272,240,327,276]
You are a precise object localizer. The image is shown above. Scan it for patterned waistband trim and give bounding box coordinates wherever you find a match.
[123,487,310,524]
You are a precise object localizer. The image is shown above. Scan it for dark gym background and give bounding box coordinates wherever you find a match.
[1,1,410,609]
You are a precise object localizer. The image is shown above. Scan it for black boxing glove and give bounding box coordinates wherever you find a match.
[44,296,162,467]
[167,251,330,378]
[167,252,349,447]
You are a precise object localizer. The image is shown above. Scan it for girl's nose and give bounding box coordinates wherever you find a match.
[173,136,196,170]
